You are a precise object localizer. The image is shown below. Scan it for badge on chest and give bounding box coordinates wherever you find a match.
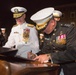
[56,34,66,45]
[22,28,30,43]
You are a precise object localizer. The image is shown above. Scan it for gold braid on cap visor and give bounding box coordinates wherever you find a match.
[13,12,24,18]
[36,19,50,30]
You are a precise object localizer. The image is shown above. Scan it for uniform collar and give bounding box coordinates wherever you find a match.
[18,22,28,29]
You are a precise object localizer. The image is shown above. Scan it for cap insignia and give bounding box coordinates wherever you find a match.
[14,9,19,13]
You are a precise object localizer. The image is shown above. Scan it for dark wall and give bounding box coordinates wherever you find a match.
[0,0,75,35]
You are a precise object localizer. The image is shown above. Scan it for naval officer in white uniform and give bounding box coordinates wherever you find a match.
[3,6,39,58]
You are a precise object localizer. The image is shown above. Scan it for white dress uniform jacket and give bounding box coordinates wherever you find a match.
[4,22,39,58]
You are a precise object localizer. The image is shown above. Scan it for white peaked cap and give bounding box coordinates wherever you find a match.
[11,6,27,13]
[53,10,62,17]
[11,6,27,18]
[30,7,54,24]
[1,28,6,30]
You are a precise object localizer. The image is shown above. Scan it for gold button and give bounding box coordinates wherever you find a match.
[53,40,55,42]
[54,29,56,31]
[61,24,63,26]
[53,33,55,35]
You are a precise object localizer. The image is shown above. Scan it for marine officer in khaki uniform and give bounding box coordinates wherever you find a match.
[30,7,76,75]
[3,6,39,58]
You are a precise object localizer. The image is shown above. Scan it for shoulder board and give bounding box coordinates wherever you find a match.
[60,23,71,27]
[27,24,34,28]
[13,24,18,27]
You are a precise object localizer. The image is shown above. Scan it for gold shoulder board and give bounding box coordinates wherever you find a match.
[13,24,18,27]
[27,24,34,28]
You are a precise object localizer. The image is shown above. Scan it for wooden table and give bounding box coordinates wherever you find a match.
[10,60,60,75]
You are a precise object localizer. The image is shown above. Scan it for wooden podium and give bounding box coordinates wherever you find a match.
[0,47,60,75]
[0,60,60,75]
[12,63,60,75]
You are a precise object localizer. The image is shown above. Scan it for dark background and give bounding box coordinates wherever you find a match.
[0,0,75,34]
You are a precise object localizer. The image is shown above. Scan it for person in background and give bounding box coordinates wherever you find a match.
[30,7,76,75]
[53,10,64,75]
[0,28,8,46]
[3,6,39,58]
[53,10,62,21]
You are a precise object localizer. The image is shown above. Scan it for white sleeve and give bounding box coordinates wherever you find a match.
[30,27,40,53]
[3,27,15,48]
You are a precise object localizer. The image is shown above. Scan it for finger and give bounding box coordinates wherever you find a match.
[33,56,39,60]
[38,59,44,63]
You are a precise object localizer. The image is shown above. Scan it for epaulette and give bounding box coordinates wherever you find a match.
[12,24,18,29]
[27,24,34,28]
[13,24,18,27]
[60,23,71,27]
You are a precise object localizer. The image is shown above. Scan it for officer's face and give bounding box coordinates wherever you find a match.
[1,30,6,34]
[15,14,26,25]
[43,19,56,34]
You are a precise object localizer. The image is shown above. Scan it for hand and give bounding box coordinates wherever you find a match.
[33,54,51,63]
[27,51,36,59]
